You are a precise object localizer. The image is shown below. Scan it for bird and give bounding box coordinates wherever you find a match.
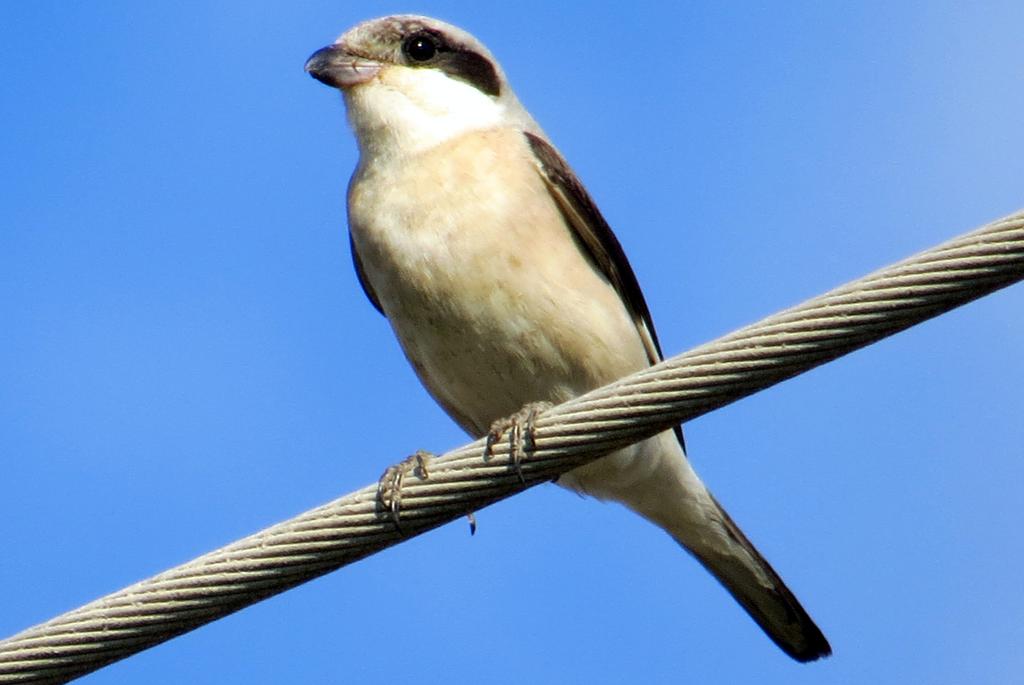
[305,15,831,662]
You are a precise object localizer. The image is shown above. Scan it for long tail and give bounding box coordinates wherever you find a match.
[683,492,831,662]
[607,435,831,662]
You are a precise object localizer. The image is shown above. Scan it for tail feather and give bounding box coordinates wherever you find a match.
[686,494,831,662]
[561,432,830,661]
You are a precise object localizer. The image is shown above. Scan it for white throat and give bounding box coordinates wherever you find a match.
[344,65,507,164]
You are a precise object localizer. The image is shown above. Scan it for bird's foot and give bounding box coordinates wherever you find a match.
[485,401,552,483]
[376,449,433,533]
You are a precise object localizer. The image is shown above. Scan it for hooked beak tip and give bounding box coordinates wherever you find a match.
[305,45,380,89]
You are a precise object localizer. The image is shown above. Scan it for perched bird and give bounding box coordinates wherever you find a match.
[306,15,830,662]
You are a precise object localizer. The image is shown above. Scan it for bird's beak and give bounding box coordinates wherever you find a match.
[304,45,380,89]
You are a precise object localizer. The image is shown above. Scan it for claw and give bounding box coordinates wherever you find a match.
[485,402,552,484]
[376,449,433,532]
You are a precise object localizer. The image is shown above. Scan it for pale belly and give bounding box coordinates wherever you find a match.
[349,129,650,432]
[348,128,669,497]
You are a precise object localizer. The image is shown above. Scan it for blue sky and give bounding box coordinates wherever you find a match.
[2,2,1023,683]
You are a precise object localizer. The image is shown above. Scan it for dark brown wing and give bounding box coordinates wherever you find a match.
[525,132,685,450]
[350,232,383,315]
[524,132,664,364]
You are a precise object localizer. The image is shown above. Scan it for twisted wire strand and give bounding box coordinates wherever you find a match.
[1,210,1022,684]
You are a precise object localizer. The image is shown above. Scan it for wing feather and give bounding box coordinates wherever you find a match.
[349,231,384,315]
[524,132,685,449]
[524,132,663,365]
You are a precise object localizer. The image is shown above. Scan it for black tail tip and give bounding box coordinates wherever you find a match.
[783,630,832,663]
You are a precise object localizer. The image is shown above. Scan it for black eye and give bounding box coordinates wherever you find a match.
[403,34,438,62]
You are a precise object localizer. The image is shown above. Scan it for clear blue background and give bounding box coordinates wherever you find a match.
[2,2,1023,683]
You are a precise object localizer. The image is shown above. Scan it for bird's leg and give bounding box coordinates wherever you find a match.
[485,401,552,483]
[376,449,433,533]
